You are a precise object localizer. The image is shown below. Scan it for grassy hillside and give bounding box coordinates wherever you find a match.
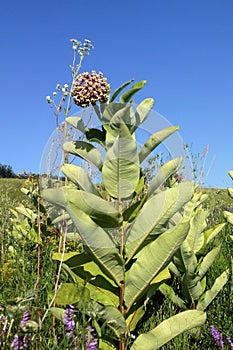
[0,178,232,349]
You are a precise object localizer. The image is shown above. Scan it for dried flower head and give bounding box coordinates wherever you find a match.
[71,70,110,108]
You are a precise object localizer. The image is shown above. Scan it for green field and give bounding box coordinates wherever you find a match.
[0,178,232,349]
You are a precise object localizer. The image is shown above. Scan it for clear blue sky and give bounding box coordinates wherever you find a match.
[1,0,233,188]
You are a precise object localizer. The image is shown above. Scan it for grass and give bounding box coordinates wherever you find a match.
[0,178,232,349]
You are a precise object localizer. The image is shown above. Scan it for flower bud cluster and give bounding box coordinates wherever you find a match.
[71,71,110,108]
[70,38,94,56]
[46,84,69,105]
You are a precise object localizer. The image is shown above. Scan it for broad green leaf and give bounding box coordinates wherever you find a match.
[130,310,206,350]
[139,126,179,163]
[224,211,233,225]
[227,187,233,198]
[63,141,102,170]
[54,283,84,305]
[66,116,85,132]
[126,304,145,332]
[54,252,119,306]
[158,283,186,309]
[147,157,183,197]
[186,210,207,253]
[99,339,117,350]
[197,269,229,311]
[41,187,122,228]
[110,79,134,102]
[228,170,233,180]
[97,305,127,338]
[85,128,106,146]
[120,80,147,103]
[125,181,194,262]
[50,307,65,322]
[66,203,124,286]
[124,219,190,310]
[61,263,119,307]
[133,98,155,130]
[102,102,126,126]
[198,246,221,279]
[61,164,101,196]
[102,123,140,198]
[203,223,225,246]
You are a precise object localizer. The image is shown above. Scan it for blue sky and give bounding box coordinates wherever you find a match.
[1,0,233,188]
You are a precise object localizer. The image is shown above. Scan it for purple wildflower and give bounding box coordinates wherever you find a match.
[19,311,31,329]
[12,333,31,350]
[210,325,224,349]
[85,326,98,350]
[12,311,31,349]
[64,304,76,338]
[226,336,233,349]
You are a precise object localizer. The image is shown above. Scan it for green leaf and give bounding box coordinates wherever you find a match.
[99,339,117,350]
[198,246,221,279]
[197,269,229,311]
[66,203,124,287]
[125,181,194,262]
[120,80,147,103]
[63,141,102,170]
[228,170,233,180]
[203,223,225,246]
[158,283,186,309]
[102,123,140,198]
[130,310,206,350]
[134,98,155,129]
[85,128,106,146]
[54,283,84,305]
[124,219,190,310]
[224,210,233,225]
[61,164,101,196]
[55,253,119,307]
[147,158,183,197]
[186,210,207,253]
[97,305,127,338]
[50,307,65,322]
[41,187,122,228]
[139,126,179,163]
[66,116,85,132]
[126,304,145,332]
[110,79,134,102]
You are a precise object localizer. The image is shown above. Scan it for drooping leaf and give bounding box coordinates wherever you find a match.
[124,219,190,311]
[61,164,101,196]
[102,123,140,198]
[147,157,183,197]
[130,310,206,350]
[139,126,179,163]
[197,270,229,311]
[41,187,122,228]
[63,141,102,170]
[110,79,134,102]
[120,80,147,103]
